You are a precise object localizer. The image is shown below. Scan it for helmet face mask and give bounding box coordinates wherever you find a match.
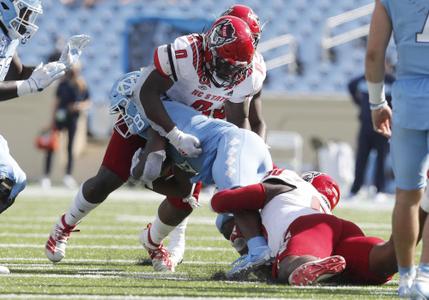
[109,71,146,138]
[0,0,42,43]
[204,16,255,88]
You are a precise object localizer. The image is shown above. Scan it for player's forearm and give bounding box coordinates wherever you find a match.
[140,90,175,135]
[365,52,385,83]
[20,65,35,80]
[0,82,19,101]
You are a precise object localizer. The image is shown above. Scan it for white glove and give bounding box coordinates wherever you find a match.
[130,148,166,189]
[182,184,200,209]
[141,150,166,189]
[59,34,91,68]
[165,127,202,158]
[183,195,200,209]
[17,62,66,96]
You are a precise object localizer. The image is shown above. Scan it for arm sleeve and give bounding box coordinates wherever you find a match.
[153,44,179,82]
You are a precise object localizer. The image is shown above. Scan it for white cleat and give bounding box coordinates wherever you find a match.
[411,271,429,300]
[45,214,78,263]
[0,265,10,274]
[398,271,416,298]
[140,224,174,272]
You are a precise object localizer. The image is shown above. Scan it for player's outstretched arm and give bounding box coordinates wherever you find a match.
[0,60,66,102]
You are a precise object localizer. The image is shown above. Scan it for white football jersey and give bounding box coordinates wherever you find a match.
[0,31,19,81]
[153,34,266,119]
[260,169,332,257]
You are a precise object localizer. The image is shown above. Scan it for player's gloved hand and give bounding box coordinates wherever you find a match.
[141,150,166,189]
[182,195,200,209]
[165,126,202,158]
[59,34,91,68]
[17,62,67,96]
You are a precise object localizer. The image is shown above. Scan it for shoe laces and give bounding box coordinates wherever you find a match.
[53,223,79,242]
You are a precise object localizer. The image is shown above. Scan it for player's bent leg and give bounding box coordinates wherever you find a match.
[45,166,125,263]
[140,198,193,272]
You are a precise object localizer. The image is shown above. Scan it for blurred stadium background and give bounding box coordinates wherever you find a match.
[0,0,391,189]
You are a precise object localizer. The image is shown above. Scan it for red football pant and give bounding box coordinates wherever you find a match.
[273,214,393,284]
[101,129,200,210]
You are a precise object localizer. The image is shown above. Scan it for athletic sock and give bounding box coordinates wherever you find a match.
[167,217,188,259]
[247,235,268,256]
[149,213,176,246]
[398,265,416,278]
[64,184,99,226]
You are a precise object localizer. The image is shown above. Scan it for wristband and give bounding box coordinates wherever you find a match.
[370,100,388,111]
[367,81,386,105]
[165,126,180,142]
[16,80,32,96]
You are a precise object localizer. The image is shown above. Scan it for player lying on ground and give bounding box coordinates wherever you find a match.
[210,169,397,284]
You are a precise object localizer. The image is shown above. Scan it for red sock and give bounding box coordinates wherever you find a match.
[211,183,266,213]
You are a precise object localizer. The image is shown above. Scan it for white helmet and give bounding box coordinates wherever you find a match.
[0,0,42,43]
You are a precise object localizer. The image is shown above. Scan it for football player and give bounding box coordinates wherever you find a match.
[0,0,89,274]
[44,13,266,270]
[366,0,429,297]
[165,3,267,267]
[210,169,397,284]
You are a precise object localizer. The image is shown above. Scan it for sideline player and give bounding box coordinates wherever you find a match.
[365,0,429,297]
[45,12,266,269]
[210,169,397,284]
[0,0,89,274]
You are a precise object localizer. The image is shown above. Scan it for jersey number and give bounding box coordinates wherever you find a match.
[417,13,429,43]
[191,99,225,119]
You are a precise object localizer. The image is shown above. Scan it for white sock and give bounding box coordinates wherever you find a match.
[64,184,99,226]
[150,213,175,245]
[167,217,188,259]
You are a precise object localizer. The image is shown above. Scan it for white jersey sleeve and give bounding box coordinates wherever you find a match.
[153,43,179,82]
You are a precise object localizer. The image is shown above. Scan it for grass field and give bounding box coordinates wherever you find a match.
[0,187,403,299]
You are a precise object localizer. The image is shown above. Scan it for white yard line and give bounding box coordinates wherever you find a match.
[0,232,225,241]
[0,243,233,252]
[0,296,293,300]
[0,258,230,265]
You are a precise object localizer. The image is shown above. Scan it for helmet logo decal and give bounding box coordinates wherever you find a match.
[209,19,237,48]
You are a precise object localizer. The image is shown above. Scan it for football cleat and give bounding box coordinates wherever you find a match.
[45,214,79,263]
[140,223,174,272]
[288,255,346,286]
[409,269,429,300]
[398,270,415,298]
[226,245,272,280]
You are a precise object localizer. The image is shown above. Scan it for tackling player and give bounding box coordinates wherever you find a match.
[210,169,397,284]
[0,0,89,274]
[45,9,267,271]
[366,0,429,297]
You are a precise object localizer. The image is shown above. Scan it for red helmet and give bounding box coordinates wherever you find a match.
[204,15,255,87]
[222,4,261,47]
[301,171,341,210]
